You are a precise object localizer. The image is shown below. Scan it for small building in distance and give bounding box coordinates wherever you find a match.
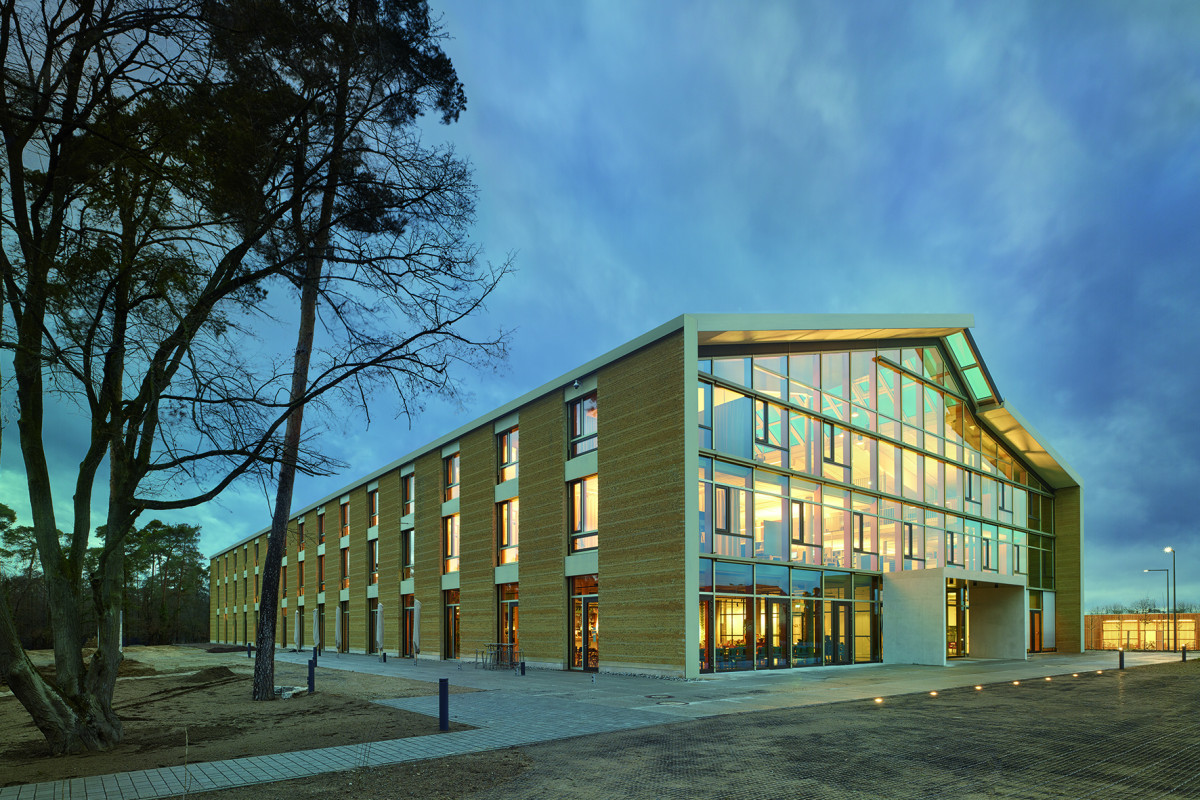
[209,313,1083,676]
[1084,613,1198,651]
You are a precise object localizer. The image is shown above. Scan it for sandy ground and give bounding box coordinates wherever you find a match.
[0,645,478,786]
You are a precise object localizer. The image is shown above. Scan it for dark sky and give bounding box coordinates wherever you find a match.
[3,0,1198,610]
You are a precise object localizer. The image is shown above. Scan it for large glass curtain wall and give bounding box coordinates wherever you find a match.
[698,560,880,672]
[698,346,1055,591]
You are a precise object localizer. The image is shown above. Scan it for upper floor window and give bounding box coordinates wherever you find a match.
[569,392,598,457]
[233,551,238,571]
[254,541,259,567]
[402,473,415,516]
[498,499,519,564]
[297,518,305,551]
[317,553,325,591]
[569,475,598,551]
[368,489,379,528]
[317,512,326,544]
[498,427,519,482]
[444,453,460,501]
[339,500,350,538]
[281,565,287,598]
[443,515,460,573]
[401,529,415,580]
[367,539,379,584]
[298,559,305,596]
[339,545,350,589]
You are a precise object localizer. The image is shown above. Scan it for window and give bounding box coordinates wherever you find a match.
[281,565,287,598]
[254,573,259,602]
[298,559,305,596]
[254,541,259,567]
[368,489,379,527]
[853,512,866,552]
[297,519,305,551]
[367,539,379,584]
[947,531,961,565]
[498,427,519,482]
[444,453,460,501]
[340,500,350,538]
[498,499,519,564]
[318,554,325,592]
[569,475,599,551]
[233,551,238,571]
[903,523,923,562]
[568,392,598,456]
[402,473,415,516]
[982,536,995,571]
[318,512,326,544]
[443,515,460,573]
[965,471,981,504]
[340,546,350,589]
[401,528,415,580]
[1014,543,1025,574]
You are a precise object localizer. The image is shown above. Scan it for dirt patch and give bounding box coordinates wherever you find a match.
[1,654,473,787]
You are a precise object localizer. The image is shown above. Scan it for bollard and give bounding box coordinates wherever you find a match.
[1119,649,1125,670]
[382,652,387,663]
[247,641,252,658]
[438,678,449,731]
[313,645,318,666]
[308,659,315,695]
[520,661,526,676]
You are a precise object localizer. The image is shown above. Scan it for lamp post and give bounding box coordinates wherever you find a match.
[1165,547,1177,652]
[1145,568,1168,651]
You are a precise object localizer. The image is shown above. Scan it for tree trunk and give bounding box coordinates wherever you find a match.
[251,6,355,700]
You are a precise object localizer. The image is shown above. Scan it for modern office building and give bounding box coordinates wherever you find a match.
[209,314,1083,677]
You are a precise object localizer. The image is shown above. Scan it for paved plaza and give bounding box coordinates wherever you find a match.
[0,649,1188,800]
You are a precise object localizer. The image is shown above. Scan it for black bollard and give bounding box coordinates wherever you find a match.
[382,652,387,663]
[247,641,252,658]
[1119,649,1125,670]
[313,645,318,666]
[308,659,315,695]
[439,678,449,731]
[520,661,526,676]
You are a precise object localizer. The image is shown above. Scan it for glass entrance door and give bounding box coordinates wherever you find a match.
[824,601,852,665]
[947,585,967,658]
[757,599,789,669]
[572,597,599,671]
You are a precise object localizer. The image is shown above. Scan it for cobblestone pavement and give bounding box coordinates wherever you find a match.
[0,649,1185,800]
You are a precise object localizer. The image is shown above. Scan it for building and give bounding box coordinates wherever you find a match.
[208,313,1083,677]
[1084,613,1198,651]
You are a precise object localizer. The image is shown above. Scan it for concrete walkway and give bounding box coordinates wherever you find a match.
[0,649,1179,800]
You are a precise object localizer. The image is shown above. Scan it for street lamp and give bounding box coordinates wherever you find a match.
[1145,569,1168,651]
[1165,547,1177,652]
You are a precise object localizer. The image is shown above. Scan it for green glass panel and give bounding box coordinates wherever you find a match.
[963,366,992,400]
[946,332,975,368]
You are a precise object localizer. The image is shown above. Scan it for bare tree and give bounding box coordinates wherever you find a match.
[0,0,505,750]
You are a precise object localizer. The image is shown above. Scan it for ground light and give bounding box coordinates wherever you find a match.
[975,685,983,690]
[1045,677,1052,681]
[1073,673,1079,677]
[929,691,938,696]
[874,698,883,704]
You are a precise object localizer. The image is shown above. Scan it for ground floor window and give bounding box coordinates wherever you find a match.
[570,574,598,671]
[444,589,460,659]
[401,594,415,657]
[700,558,880,672]
[499,583,519,650]
[367,598,379,654]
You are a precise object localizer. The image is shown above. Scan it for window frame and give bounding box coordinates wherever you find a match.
[367,539,379,584]
[339,545,350,589]
[497,499,519,564]
[568,392,598,457]
[443,515,460,573]
[444,453,461,501]
[498,427,519,482]
[368,489,379,528]
[401,528,415,580]
[401,474,415,517]
[569,475,599,551]
[340,501,350,538]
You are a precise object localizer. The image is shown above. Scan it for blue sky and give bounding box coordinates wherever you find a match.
[3,1,1199,610]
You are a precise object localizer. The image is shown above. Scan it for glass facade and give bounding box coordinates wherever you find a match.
[698,343,1055,671]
